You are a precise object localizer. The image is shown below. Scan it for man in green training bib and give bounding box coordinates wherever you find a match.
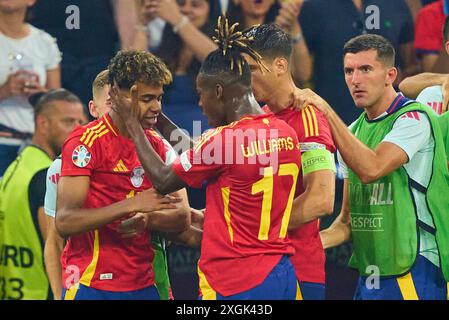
[298,34,449,300]
[0,89,85,300]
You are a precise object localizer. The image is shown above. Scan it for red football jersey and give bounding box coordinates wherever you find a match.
[60,113,169,292]
[172,113,301,296]
[263,105,336,284]
[414,0,445,54]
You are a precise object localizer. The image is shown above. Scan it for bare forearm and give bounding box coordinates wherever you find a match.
[399,73,447,98]
[291,25,312,82]
[56,198,135,237]
[44,240,63,299]
[176,21,217,62]
[148,205,190,233]
[170,225,202,247]
[326,111,381,183]
[113,0,138,49]
[131,29,149,51]
[289,189,333,229]
[320,219,351,249]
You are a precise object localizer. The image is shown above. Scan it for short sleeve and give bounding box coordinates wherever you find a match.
[382,111,431,161]
[44,158,62,217]
[171,129,226,188]
[337,150,348,179]
[29,169,48,222]
[39,30,62,70]
[299,106,336,153]
[61,134,99,177]
[416,86,443,115]
[336,121,358,179]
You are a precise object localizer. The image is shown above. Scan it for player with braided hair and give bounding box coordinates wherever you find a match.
[111,15,302,300]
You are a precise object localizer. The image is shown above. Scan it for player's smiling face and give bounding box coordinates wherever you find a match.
[344,50,396,109]
[196,75,225,128]
[135,82,164,129]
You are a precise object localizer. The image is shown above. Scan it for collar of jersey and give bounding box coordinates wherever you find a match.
[364,93,411,123]
[103,113,119,136]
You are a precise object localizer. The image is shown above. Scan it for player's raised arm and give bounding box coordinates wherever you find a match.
[56,175,180,237]
[111,85,186,195]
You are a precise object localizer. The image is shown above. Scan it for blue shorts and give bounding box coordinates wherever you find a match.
[62,283,160,300]
[297,282,325,300]
[212,256,297,300]
[354,255,447,300]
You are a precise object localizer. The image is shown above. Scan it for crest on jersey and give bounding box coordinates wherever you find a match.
[72,145,91,168]
[131,166,145,187]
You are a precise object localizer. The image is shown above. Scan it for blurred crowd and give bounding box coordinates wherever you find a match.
[0,0,448,300]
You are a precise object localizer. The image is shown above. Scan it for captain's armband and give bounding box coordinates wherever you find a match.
[301,149,336,175]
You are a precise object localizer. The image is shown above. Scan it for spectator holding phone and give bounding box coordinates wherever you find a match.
[0,0,61,176]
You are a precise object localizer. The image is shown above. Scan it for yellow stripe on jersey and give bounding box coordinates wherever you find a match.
[221,187,234,243]
[193,127,224,153]
[80,121,104,142]
[79,229,100,287]
[63,283,79,300]
[193,120,242,153]
[91,129,110,147]
[296,281,304,300]
[147,129,160,138]
[84,126,109,148]
[80,124,108,147]
[118,160,128,172]
[308,106,319,136]
[198,264,217,300]
[304,107,315,137]
[301,109,310,137]
[113,160,129,172]
[103,114,118,136]
[397,272,419,300]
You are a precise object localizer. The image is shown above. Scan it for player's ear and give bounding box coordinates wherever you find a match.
[274,57,288,76]
[88,100,99,118]
[386,66,397,86]
[215,84,223,100]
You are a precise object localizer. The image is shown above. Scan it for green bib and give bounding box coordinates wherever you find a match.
[152,233,171,300]
[348,102,449,279]
[438,111,449,162]
[0,146,52,299]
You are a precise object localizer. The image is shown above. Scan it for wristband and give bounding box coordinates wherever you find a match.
[135,24,149,32]
[173,16,189,33]
[301,149,336,175]
[292,32,303,44]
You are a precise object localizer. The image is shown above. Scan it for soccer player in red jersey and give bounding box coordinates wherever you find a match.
[56,51,190,300]
[244,24,337,300]
[111,17,302,300]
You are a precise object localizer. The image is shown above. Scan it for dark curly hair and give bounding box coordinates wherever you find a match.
[108,50,173,90]
[199,15,268,88]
